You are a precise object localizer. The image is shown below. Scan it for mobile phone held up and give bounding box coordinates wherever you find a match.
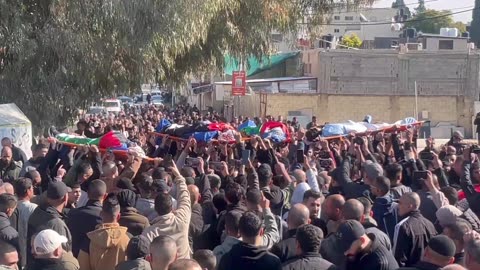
[297,149,305,163]
[413,171,428,183]
[185,157,200,167]
[242,149,251,166]
[163,154,174,168]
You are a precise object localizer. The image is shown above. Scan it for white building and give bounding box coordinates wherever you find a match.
[325,8,400,46]
[271,8,401,51]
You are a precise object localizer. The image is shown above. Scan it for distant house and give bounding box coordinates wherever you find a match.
[417,34,470,52]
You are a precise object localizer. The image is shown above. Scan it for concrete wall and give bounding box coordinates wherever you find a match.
[263,93,475,136]
[310,49,480,99]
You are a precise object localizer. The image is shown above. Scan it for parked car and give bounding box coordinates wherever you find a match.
[85,106,107,118]
[151,96,163,106]
[151,90,162,96]
[118,96,134,108]
[103,99,122,115]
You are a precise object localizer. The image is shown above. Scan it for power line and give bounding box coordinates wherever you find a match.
[298,6,476,26]
[323,0,439,15]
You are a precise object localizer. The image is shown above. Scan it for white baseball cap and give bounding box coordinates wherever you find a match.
[33,229,68,255]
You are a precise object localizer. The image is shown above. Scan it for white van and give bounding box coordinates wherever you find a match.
[103,99,122,115]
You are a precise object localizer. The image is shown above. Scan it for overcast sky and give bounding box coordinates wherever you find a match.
[373,0,473,23]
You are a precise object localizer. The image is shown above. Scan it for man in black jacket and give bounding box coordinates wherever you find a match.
[271,203,310,263]
[27,181,72,265]
[67,179,106,256]
[0,194,19,250]
[394,192,437,267]
[397,235,456,270]
[215,182,246,239]
[282,224,336,270]
[218,212,281,270]
[343,198,392,251]
[302,190,328,236]
[0,146,22,183]
[339,220,399,270]
[1,137,27,165]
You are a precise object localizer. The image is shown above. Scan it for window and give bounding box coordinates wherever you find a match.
[334,29,340,33]
[345,16,354,21]
[334,16,340,20]
[438,40,454,50]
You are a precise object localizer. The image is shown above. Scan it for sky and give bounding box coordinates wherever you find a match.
[373,0,473,23]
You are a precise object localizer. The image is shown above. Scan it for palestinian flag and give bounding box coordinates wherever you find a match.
[56,131,129,151]
[259,121,291,143]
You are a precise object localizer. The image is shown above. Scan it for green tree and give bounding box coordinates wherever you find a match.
[451,21,467,33]
[472,0,480,45]
[340,34,363,48]
[392,0,412,20]
[405,9,454,34]
[0,0,375,132]
[415,0,426,14]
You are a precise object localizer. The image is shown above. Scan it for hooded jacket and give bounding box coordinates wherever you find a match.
[27,203,72,266]
[78,223,131,270]
[217,242,282,270]
[372,193,399,242]
[142,176,191,259]
[0,212,19,250]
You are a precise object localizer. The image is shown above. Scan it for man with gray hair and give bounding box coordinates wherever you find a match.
[394,192,437,267]
[271,203,310,262]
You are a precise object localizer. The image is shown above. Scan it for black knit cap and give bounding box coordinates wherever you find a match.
[428,235,456,257]
[126,235,150,259]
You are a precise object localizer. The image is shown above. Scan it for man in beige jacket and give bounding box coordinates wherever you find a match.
[142,163,191,259]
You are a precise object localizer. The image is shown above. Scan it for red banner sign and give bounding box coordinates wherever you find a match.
[232,71,246,96]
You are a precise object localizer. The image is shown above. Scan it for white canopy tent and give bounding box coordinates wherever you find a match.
[0,103,32,158]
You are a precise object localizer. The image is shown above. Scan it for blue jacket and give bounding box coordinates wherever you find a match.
[372,193,398,242]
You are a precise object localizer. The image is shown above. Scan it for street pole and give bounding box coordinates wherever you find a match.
[414,81,418,119]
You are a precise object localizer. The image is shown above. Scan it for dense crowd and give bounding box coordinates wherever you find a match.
[0,102,479,270]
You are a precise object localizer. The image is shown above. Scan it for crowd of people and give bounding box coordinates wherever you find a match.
[0,102,479,270]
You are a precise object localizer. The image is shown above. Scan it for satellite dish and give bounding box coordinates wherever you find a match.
[359,13,369,22]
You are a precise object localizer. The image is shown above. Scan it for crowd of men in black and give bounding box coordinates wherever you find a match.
[0,103,479,270]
